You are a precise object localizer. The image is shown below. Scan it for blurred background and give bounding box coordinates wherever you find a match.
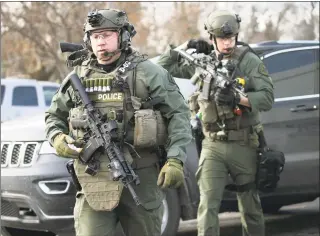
[1,1,319,82]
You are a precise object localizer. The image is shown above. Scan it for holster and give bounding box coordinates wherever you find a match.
[191,117,204,157]
[66,160,82,192]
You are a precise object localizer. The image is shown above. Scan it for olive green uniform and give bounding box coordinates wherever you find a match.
[45,50,192,236]
[157,45,274,236]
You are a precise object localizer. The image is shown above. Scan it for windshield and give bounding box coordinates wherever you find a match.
[1,85,5,105]
[43,86,59,106]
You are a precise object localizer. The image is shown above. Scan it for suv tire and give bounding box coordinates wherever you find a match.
[161,189,181,236]
[116,189,181,236]
[1,227,12,236]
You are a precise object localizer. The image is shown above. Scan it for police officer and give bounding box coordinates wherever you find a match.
[45,8,192,236]
[157,10,274,236]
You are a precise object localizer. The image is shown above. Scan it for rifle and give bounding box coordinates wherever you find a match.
[60,42,84,53]
[69,73,141,206]
[175,49,247,100]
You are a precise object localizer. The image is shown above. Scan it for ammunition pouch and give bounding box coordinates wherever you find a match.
[197,97,218,123]
[188,91,200,117]
[133,109,168,148]
[215,103,235,120]
[69,106,87,142]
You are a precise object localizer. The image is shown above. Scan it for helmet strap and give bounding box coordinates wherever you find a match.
[213,35,224,56]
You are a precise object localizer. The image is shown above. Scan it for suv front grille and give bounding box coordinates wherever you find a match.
[1,142,40,168]
[11,144,22,165]
[1,144,9,165]
[24,144,37,165]
[1,200,19,217]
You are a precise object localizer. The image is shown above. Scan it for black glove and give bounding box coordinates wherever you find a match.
[215,87,241,107]
[187,39,212,55]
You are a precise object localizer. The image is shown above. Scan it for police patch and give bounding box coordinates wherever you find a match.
[89,92,124,102]
[258,63,269,76]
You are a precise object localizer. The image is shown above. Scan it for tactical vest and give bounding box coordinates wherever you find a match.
[68,51,166,211]
[189,46,259,136]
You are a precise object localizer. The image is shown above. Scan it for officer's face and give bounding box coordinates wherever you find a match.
[90,29,120,65]
[214,36,236,54]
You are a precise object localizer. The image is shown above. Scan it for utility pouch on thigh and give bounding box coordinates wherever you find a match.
[134,109,157,148]
[197,98,218,123]
[258,148,285,193]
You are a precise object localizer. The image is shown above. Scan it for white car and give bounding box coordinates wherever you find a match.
[1,78,60,122]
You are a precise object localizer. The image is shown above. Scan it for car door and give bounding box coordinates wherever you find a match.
[260,46,319,194]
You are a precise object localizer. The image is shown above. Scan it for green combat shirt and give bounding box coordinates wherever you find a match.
[45,51,192,163]
[157,45,274,120]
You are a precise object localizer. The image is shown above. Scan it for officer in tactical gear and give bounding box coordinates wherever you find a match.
[157,10,274,236]
[45,8,192,236]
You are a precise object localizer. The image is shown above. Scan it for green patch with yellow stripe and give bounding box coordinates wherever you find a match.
[258,63,269,76]
[89,92,124,102]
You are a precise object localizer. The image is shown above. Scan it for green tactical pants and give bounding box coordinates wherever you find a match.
[73,165,164,236]
[196,138,265,236]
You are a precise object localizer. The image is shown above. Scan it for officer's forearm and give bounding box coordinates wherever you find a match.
[239,95,251,108]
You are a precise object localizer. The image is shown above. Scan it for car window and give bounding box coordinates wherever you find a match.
[315,49,319,94]
[12,86,38,106]
[43,86,59,106]
[1,85,5,105]
[263,49,317,98]
[264,49,314,74]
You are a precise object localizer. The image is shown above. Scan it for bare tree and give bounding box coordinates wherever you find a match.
[292,2,318,40]
[242,6,262,43]
[1,2,155,80]
[164,2,201,47]
[263,3,295,41]
[107,2,151,54]
[1,2,111,81]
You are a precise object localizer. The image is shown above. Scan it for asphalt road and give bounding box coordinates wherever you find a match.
[2,198,319,236]
[177,197,320,236]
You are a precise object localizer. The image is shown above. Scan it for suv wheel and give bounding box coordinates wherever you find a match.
[117,189,181,236]
[1,227,12,236]
[161,189,181,236]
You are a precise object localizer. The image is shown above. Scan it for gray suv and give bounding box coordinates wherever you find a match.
[1,40,319,236]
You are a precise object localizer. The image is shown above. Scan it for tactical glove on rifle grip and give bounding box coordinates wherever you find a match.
[215,87,241,107]
[53,133,81,159]
[187,39,212,55]
[157,158,184,189]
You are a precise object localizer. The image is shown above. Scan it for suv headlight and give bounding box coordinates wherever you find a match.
[39,141,57,155]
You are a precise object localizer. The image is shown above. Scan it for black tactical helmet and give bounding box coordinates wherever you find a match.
[204,10,241,38]
[83,9,136,52]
